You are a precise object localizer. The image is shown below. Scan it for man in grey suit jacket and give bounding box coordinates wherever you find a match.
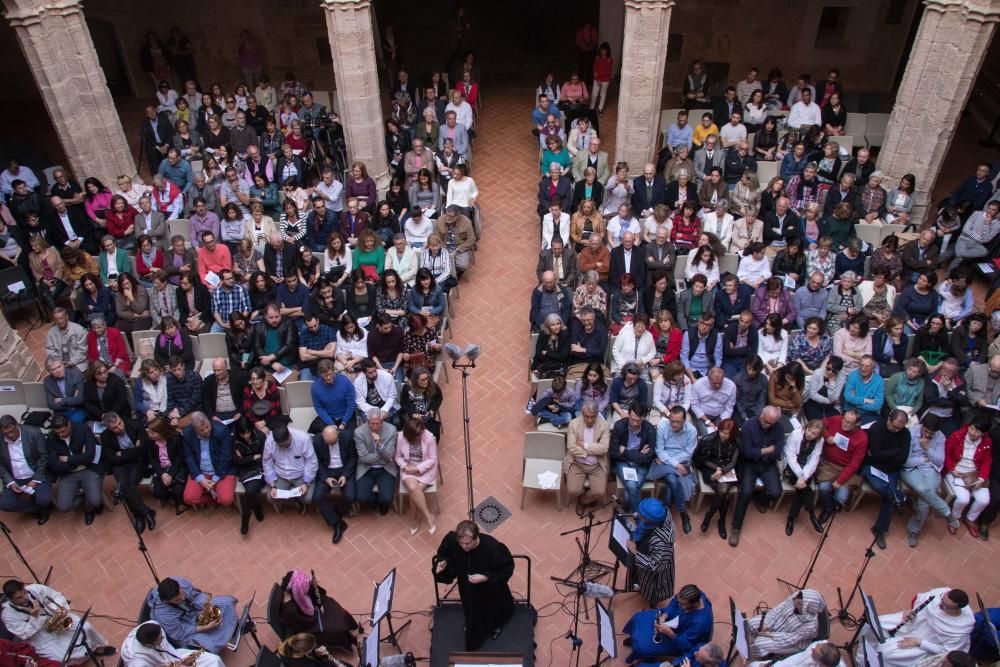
[439,113,470,157]
[692,135,726,185]
[0,416,52,523]
[133,196,168,247]
[571,137,610,184]
[43,357,87,424]
[536,237,578,289]
[354,409,398,514]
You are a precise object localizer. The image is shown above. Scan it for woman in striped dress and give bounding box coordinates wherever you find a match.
[627,498,675,607]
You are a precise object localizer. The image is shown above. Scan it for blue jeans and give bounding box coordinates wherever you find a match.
[614,462,650,513]
[210,321,226,333]
[299,367,316,381]
[817,480,851,511]
[863,464,901,534]
[646,462,692,514]
[356,467,396,507]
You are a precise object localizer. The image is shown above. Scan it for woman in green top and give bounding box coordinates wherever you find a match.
[540,135,572,176]
[352,228,386,281]
[819,201,856,251]
[884,358,925,413]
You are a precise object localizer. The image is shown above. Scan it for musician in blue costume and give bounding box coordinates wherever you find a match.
[622,584,713,663]
[970,606,1000,662]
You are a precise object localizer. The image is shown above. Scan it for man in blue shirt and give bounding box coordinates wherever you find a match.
[667,110,694,152]
[310,359,355,445]
[729,406,784,547]
[842,356,884,424]
[276,273,309,323]
[680,314,723,380]
[156,148,193,192]
[647,405,698,534]
[531,95,562,135]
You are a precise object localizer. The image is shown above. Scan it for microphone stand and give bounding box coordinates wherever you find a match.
[0,519,48,584]
[119,497,160,585]
[835,530,879,627]
[449,356,477,520]
[777,503,838,592]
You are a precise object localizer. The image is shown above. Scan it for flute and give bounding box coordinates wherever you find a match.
[888,595,935,637]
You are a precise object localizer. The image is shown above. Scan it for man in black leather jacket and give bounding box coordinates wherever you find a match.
[251,303,299,382]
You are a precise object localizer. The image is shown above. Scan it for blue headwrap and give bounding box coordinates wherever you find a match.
[632,498,666,542]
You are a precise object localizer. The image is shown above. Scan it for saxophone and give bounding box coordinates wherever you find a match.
[167,649,204,667]
[42,598,72,632]
[195,594,221,626]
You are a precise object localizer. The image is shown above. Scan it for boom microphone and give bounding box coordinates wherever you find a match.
[379,653,427,667]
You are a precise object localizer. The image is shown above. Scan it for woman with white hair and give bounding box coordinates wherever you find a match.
[825,271,863,334]
[702,199,734,250]
[860,170,888,225]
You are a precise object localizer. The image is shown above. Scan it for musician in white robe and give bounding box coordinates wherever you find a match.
[747,589,827,659]
[911,649,977,667]
[748,641,844,666]
[121,621,224,667]
[858,588,974,667]
[0,579,116,664]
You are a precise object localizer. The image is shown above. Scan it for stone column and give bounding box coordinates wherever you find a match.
[613,0,674,170]
[3,0,136,185]
[877,0,1000,227]
[320,0,390,192]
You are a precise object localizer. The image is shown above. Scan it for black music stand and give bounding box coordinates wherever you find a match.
[60,607,100,667]
[725,597,751,665]
[593,598,615,667]
[606,513,633,594]
[226,591,260,651]
[862,636,885,667]
[364,622,380,667]
[842,588,884,660]
[372,568,409,653]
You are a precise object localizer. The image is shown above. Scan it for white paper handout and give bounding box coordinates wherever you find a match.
[621,466,638,482]
[718,469,738,483]
[274,486,305,499]
[783,275,797,290]
[788,415,802,431]
[7,281,25,293]
[536,470,559,489]
[978,262,996,274]
[204,271,221,287]
[868,466,890,483]
[272,367,293,384]
[834,433,850,452]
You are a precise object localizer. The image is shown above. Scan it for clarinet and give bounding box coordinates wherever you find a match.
[888,595,935,637]
[310,570,325,633]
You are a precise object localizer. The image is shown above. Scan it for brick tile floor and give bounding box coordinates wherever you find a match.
[5,89,999,667]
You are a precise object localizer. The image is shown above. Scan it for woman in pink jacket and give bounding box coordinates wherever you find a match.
[395,417,439,536]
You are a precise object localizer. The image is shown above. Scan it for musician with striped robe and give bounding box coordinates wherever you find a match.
[747,589,827,660]
[627,498,676,607]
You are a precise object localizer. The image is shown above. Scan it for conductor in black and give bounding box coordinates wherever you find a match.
[434,520,516,649]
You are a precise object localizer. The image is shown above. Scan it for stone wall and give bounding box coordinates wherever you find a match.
[0,317,41,381]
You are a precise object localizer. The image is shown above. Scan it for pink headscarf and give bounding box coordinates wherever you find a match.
[289,569,314,615]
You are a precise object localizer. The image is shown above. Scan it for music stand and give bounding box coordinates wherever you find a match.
[594,599,615,667]
[227,591,261,651]
[843,588,884,659]
[862,637,884,667]
[364,623,380,667]
[726,598,751,665]
[371,568,410,652]
[606,513,632,594]
[977,593,999,650]
[60,607,100,667]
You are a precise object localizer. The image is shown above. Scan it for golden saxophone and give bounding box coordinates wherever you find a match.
[42,598,72,632]
[167,648,204,667]
[195,594,221,626]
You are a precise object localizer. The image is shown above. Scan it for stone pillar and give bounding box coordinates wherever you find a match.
[613,0,674,170]
[0,316,41,381]
[320,0,390,192]
[3,0,136,185]
[877,0,1000,227]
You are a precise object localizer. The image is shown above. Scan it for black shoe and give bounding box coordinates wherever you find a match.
[378,504,390,516]
[145,510,157,531]
[84,510,96,525]
[809,513,824,533]
[36,510,50,526]
[700,513,711,533]
[680,512,692,535]
[785,517,794,536]
[717,518,727,540]
[94,504,104,516]
[980,523,990,541]
[94,646,117,657]
[817,509,832,525]
[333,521,347,544]
[871,527,887,550]
[134,514,146,534]
[753,495,769,513]
[240,517,249,536]
[253,504,264,522]
[623,638,633,647]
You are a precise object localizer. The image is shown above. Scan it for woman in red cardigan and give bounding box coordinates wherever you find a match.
[651,308,682,367]
[85,317,133,377]
[135,234,165,287]
[943,417,993,538]
[105,194,137,250]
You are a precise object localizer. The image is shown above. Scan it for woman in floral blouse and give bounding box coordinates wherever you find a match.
[788,317,833,372]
